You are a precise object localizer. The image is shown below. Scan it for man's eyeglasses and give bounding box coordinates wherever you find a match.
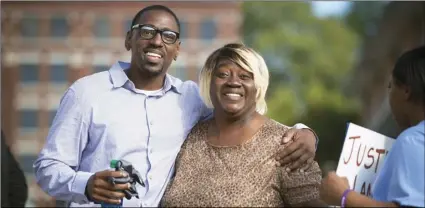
[131,24,180,44]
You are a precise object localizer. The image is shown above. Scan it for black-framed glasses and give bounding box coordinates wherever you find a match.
[131,24,180,44]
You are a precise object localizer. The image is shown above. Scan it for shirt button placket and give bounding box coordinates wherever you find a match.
[144,97,153,168]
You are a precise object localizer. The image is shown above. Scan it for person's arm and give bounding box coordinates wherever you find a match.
[346,131,424,208]
[279,161,328,207]
[3,134,28,207]
[189,81,214,121]
[345,191,397,207]
[33,88,93,203]
[199,105,213,121]
[1,131,11,207]
[275,124,318,171]
[292,123,319,149]
[321,131,424,208]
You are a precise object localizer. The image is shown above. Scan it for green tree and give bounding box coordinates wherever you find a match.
[344,1,388,38]
[242,2,361,169]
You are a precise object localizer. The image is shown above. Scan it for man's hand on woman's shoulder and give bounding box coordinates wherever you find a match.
[275,128,317,172]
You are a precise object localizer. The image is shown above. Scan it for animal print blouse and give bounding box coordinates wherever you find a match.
[161,119,322,207]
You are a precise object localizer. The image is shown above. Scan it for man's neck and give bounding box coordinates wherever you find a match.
[126,67,166,91]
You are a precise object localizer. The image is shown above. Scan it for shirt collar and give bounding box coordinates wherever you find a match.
[108,61,182,94]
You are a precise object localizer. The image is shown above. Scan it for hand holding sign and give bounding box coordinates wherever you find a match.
[335,123,395,196]
[320,171,350,205]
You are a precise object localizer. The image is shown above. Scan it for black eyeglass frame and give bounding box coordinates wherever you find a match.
[131,24,180,44]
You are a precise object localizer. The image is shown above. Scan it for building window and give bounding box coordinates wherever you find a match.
[21,15,38,37]
[50,15,68,37]
[94,65,109,73]
[20,110,38,128]
[200,18,217,40]
[50,64,68,83]
[20,64,39,83]
[93,16,110,38]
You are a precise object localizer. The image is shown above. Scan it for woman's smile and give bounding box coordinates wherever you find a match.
[222,92,243,101]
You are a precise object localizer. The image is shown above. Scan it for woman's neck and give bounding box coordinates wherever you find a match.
[208,110,266,146]
[215,110,255,130]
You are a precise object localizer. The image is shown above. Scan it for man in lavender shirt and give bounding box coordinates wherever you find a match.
[34,5,319,207]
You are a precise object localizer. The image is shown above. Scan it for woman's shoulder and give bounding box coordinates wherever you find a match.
[262,119,291,136]
[252,118,291,147]
[186,118,213,140]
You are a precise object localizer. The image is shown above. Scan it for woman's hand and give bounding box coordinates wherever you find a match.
[275,128,317,171]
[319,171,350,205]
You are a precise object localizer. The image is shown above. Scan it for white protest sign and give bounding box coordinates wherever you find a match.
[336,123,395,197]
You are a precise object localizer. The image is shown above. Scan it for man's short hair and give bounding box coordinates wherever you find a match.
[130,5,180,32]
[199,43,270,115]
[392,45,425,105]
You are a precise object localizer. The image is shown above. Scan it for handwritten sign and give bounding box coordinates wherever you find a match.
[336,123,395,197]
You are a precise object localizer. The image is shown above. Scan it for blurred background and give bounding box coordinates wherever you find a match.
[1,1,424,206]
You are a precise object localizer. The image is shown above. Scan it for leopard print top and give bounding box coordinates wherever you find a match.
[160,118,322,207]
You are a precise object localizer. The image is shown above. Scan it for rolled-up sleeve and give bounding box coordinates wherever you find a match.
[293,123,319,149]
[279,161,322,206]
[33,88,93,204]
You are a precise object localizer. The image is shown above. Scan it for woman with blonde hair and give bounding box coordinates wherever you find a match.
[161,43,327,207]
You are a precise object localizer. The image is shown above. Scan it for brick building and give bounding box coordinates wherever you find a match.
[1,1,242,206]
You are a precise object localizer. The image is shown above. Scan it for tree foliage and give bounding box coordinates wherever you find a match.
[344,1,388,38]
[242,2,361,168]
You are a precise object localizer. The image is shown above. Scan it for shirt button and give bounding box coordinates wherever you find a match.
[149,149,153,154]
[149,121,153,125]
[148,175,153,180]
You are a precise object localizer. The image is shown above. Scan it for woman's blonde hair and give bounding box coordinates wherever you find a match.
[199,43,270,114]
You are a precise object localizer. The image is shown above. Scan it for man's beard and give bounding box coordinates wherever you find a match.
[139,62,166,77]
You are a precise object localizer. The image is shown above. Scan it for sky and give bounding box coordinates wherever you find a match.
[311,1,353,18]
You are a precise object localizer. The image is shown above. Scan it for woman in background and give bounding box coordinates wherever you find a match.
[320,45,425,207]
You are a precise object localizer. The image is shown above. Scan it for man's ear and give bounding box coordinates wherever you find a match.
[125,31,131,51]
[174,41,181,61]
